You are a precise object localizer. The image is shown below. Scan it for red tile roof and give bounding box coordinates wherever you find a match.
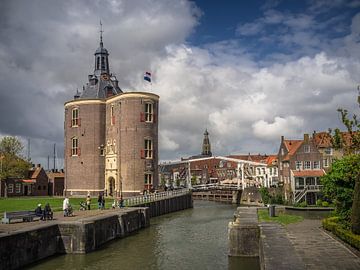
[21,179,36,183]
[283,140,303,161]
[292,170,325,177]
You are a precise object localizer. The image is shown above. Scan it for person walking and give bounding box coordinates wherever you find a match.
[86,195,91,210]
[63,197,70,217]
[101,195,105,210]
[98,194,102,210]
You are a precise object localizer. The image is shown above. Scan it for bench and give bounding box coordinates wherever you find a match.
[1,211,41,224]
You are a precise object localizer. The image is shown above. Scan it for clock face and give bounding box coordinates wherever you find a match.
[101,74,109,81]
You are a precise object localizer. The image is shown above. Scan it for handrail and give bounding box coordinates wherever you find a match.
[294,185,323,203]
[123,188,190,207]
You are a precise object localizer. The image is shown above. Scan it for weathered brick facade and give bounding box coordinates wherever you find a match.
[64,37,158,197]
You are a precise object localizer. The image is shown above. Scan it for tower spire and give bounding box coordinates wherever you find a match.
[99,20,104,47]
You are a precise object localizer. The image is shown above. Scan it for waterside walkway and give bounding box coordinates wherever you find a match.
[261,215,360,270]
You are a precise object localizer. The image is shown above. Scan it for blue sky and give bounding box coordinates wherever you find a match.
[0,0,359,165]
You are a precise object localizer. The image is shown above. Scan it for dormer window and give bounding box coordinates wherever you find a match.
[71,108,79,127]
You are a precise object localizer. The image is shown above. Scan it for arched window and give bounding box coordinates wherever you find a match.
[101,57,105,69]
[71,137,79,156]
[96,57,100,70]
[144,138,153,159]
[71,108,79,127]
[145,102,153,122]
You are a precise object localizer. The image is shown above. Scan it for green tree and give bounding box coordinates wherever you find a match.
[0,136,24,157]
[321,155,360,221]
[327,88,360,234]
[0,136,30,197]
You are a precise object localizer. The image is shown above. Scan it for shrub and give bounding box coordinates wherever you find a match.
[298,201,307,207]
[322,201,330,207]
[322,217,360,250]
[259,187,270,205]
[316,199,323,206]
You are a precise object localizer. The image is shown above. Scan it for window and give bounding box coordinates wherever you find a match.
[257,168,260,175]
[325,148,333,155]
[323,158,329,167]
[281,148,284,155]
[71,137,79,156]
[71,108,79,127]
[110,105,115,125]
[8,184,14,193]
[145,103,153,122]
[269,168,273,175]
[304,145,310,153]
[273,168,277,175]
[101,56,105,69]
[96,57,100,70]
[295,161,302,170]
[15,183,21,193]
[304,161,311,170]
[144,173,153,185]
[313,161,320,169]
[262,168,266,174]
[144,139,153,159]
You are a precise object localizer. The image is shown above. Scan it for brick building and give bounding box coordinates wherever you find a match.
[0,164,48,197]
[47,170,65,196]
[64,33,158,197]
[278,133,335,204]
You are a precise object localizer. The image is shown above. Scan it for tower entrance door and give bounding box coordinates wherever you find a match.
[108,177,115,197]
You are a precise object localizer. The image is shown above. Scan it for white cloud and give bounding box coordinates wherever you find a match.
[252,116,304,140]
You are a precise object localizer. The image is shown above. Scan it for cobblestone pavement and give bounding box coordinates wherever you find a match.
[286,219,360,270]
[0,208,132,234]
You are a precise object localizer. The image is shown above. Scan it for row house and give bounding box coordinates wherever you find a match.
[278,132,341,204]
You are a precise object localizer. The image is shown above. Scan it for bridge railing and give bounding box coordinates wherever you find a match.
[192,183,241,191]
[123,188,190,207]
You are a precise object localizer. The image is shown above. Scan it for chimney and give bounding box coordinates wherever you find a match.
[304,133,309,143]
[37,164,41,168]
[281,136,284,142]
[313,130,316,138]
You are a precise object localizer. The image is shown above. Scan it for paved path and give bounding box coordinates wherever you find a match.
[0,208,132,234]
[286,219,360,270]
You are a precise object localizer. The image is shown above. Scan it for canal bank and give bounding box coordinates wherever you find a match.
[0,192,193,270]
[26,201,260,270]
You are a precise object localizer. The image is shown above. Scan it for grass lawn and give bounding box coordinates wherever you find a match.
[258,208,304,225]
[0,197,114,213]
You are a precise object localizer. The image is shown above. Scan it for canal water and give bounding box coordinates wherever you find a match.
[27,200,260,270]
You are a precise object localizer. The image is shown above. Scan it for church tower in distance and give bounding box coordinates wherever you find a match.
[201,129,212,157]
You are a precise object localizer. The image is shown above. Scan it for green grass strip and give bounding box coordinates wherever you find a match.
[0,197,115,213]
[258,208,304,225]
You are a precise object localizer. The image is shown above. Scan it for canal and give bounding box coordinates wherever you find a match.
[27,200,260,270]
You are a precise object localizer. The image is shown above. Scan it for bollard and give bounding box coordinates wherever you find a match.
[269,205,276,217]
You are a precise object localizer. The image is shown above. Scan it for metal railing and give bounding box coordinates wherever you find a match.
[123,188,190,207]
[294,185,323,203]
[192,183,241,191]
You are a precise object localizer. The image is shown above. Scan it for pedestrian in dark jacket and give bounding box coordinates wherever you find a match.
[98,194,102,209]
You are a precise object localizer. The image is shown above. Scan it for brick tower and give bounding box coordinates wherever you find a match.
[64,29,159,197]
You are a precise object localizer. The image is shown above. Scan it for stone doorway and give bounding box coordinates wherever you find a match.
[108,177,115,197]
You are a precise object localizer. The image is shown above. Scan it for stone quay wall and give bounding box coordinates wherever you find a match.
[228,207,306,270]
[0,193,192,270]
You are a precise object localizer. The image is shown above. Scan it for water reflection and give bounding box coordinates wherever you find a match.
[27,201,260,270]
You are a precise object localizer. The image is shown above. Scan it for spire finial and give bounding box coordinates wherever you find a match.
[99,20,104,47]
